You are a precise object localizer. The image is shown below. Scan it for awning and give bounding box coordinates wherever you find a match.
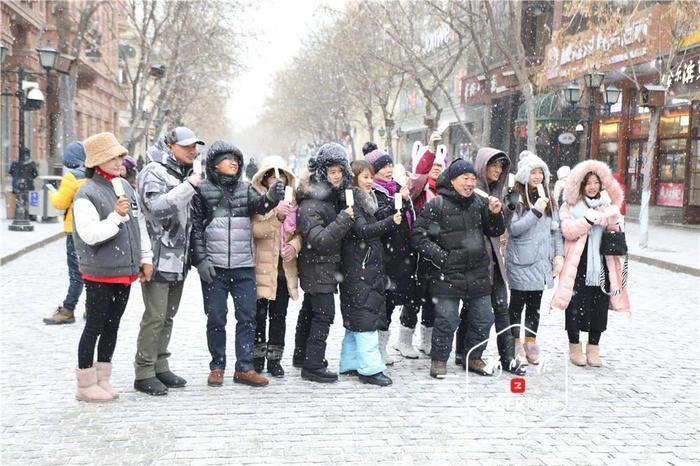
[514,93,579,125]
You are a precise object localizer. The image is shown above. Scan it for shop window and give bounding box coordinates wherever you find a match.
[690,139,700,206]
[599,142,618,170]
[598,121,619,141]
[656,138,687,207]
[659,111,690,135]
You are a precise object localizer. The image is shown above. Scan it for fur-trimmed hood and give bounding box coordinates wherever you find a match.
[251,155,296,195]
[475,147,510,196]
[564,160,624,207]
[308,143,352,189]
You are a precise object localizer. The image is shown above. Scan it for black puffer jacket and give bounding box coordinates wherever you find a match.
[296,143,354,295]
[373,186,417,303]
[340,188,398,332]
[410,170,505,298]
[191,141,276,269]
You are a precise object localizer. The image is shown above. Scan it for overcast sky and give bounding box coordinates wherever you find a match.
[226,0,346,134]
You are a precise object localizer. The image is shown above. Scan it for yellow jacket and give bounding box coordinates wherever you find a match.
[50,172,86,233]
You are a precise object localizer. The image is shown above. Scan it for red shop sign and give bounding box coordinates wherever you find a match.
[657,182,684,207]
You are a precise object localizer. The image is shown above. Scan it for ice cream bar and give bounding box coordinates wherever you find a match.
[600,190,612,205]
[193,158,202,175]
[274,167,280,179]
[474,188,489,198]
[536,184,546,199]
[284,186,293,203]
[111,178,126,197]
[508,173,515,188]
[345,189,354,207]
[394,193,402,210]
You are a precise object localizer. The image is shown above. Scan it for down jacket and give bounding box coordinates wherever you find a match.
[137,138,198,281]
[191,141,276,270]
[410,166,506,298]
[550,160,630,314]
[50,142,87,233]
[296,143,354,295]
[339,188,398,332]
[251,156,301,301]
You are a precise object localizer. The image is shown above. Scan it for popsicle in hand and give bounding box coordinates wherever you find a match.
[536,183,546,199]
[193,158,202,175]
[394,192,402,210]
[284,186,293,203]
[112,178,126,197]
[474,188,489,198]
[600,190,612,205]
[508,173,515,189]
[345,189,354,207]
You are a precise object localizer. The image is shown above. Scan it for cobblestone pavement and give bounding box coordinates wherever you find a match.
[1,240,699,465]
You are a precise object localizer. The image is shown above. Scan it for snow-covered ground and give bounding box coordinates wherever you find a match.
[0,240,699,464]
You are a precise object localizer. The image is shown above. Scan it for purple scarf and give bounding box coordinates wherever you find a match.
[372,178,412,230]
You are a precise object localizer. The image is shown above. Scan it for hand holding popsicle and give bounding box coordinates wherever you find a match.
[345,189,354,207]
[536,183,546,199]
[111,178,126,197]
[284,186,294,203]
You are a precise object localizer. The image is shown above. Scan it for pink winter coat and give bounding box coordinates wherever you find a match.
[550,160,631,314]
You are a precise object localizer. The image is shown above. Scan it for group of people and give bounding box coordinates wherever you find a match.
[44,125,630,403]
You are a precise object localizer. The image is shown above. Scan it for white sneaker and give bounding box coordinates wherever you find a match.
[393,326,420,359]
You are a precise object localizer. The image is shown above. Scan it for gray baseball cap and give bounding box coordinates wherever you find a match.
[168,127,205,146]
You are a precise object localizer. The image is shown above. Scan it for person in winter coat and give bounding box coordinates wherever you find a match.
[132,127,204,396]
[251,156,301,378]
[245,156,258,181]
[338,160,401,387]
[43,142,87,325]
[121,155,138,189]
[396,132,445,358]
[364,148,418,365]
[551,160,630,367]
[506,152,564,367]
[453,147,527,376]
[411,159,505,378]
[72,132,153,402]
[191,141,284,388]
[293,143,355,384]
[553,165,570,207]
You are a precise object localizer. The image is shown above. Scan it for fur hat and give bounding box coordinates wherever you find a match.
[83,132,127,168]
[515,151,550,186]
[557,165,571,180]
[309,143,352,189]
[364,148,393,173]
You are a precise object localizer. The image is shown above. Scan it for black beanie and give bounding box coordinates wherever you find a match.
[448,159,477,180]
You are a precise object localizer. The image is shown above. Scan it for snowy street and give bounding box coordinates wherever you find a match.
[1,239,698,465]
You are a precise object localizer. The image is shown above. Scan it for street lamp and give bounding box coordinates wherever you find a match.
[602,85,621,112]
[563,82,581,106]
[36,43,59,71]
[583,71,605,90]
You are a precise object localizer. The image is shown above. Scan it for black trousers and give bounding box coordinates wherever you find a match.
[78,281,131,369]
[399,292,435,329]
[508,289,544,339]
[255,274,290,358]
[293,293,335,370]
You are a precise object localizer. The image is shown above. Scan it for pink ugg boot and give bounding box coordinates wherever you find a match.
[75,367,113,402]
[95,362,119,399]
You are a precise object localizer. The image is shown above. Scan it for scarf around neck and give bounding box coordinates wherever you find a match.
[373,178,398,197]
[571,196,605,286]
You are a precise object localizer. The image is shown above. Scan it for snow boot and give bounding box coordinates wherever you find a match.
[586,343,603,367]
[430,360,447,379]
[378,330,398,365]
[43,307,75,325]
[75,367,113,402]
[95,362,119,399]
[359,372,393,386]
[515,342,529,366]
[524,342,541,365]
[393,325,420,359]
[569,343,587,366]
[267,359,285,378]
[419,325,433,355]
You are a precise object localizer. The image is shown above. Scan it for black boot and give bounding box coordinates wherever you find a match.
[503,358,527,376]
[301,367,338,383]
[253,357,265,373]
[267,359,285,378]
[134,377,168,396]
[359,372,393,386]
[156,371,187,388]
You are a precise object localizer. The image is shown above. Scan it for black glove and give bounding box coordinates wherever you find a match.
[266,179,285,204]
[506,189,519,211]
[196,259,217,284]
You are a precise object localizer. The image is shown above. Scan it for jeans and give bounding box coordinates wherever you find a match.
[432,294,493,362]
[201,267,257,372]
[456,275,513,363]
[339,330,386,376]
[509,289,544,339]
[63,234,84,311]
[78,282,130,369]
[134,280,185,380]
[255,274,290,360]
